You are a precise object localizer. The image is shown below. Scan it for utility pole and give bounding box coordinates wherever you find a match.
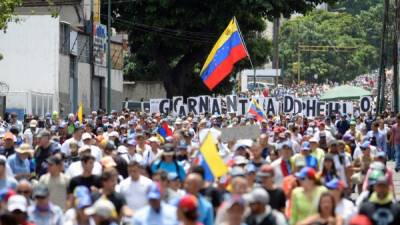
[272,17,280,87]
[394,0,400,113]
[106,0,112,113]
[377,0,389,115]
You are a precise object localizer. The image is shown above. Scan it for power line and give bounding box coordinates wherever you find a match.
[99,14,217,39]
[103,15,216,43]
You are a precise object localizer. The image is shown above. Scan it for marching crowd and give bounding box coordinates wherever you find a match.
[0,107,398,225]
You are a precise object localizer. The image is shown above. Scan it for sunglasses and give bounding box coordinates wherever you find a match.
[17,190,30,195]
[35,196,46,200]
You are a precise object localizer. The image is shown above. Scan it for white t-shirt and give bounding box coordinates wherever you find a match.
[90,145,102,161]
[336,198,357,225]
[332,154,351,187]
[118,175,153,211]
[143,148,160,166]
[61,138,83,156]
[66,161,102,178]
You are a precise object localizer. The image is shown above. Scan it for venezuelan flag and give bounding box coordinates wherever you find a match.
[200,18,248,90]
[248,99,267,122]
[158,121,173,138]
[199,132,228,178]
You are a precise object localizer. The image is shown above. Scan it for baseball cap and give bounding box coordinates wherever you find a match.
[376,151,386,158]
[246,163,257,174]
[33,184,49,198]
[375,175,388,185]
[147,182,162,200]
[148,137,160,143]
[244,187,269,205]
[162,143,175,156]
[225,196,246,209]
[309,137,318,143]
[78,145,92,154]
[301,141,311,151]
[108,131,119,138]
[278,141,292,150]
[178,194,198,213]
[84,199,117,219]
[230,166,246,177]
[295,167,316,180]
[368,169,385,186]
[257,164,274,178]
[234,156,248,165]
[325,178,345,190]
[82,133,92,141]
[127,139,137,146]
[29,120,38,128]
[7,195,28,212]
[360,141,370,150]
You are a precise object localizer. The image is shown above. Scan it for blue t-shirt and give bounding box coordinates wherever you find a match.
[7,153,30,175]
[151,160,186,181]
[305,155,318,170]
[0,177,18,190]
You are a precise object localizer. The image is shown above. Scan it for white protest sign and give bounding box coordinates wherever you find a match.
[150,99,163,114]
[218,125,261,142]
[360,96,372,113]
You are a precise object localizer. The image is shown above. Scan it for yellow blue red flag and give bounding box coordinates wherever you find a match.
[199,132,229,178]
[248,99,267,121]
[200,18,248,90]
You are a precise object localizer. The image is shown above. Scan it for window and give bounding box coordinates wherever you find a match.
[77,34,90,63]
[60,22,70,54]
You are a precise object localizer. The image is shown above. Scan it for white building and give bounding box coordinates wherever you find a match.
[0,0,123,118]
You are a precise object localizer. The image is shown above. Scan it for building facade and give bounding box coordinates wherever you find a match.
[0,0,123,118]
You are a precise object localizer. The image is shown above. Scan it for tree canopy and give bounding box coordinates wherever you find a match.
[0,0,21,31]
[279,10,380,83]
[110,0,338,97]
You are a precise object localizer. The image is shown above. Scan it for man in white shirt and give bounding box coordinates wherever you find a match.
[143,137,161,166]
[82,132,102,161]
[118,160,152,211]
[61,126,84,157]
[66,146,102,177]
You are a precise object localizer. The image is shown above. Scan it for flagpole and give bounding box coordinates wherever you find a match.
[233,17,256,88]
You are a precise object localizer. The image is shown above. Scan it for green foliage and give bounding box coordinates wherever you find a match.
[280,10,379,83]
[329,0,381,15]
[0,0,21,31]
[110,0,338,97]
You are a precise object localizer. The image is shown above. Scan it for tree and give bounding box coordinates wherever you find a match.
[329,0,381,15]
[279,10,378,83]
[0,0,21,31]
[109,0,338,97]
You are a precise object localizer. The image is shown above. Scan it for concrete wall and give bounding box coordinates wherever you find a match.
[95,66,123,111]
[123,81,167,101]
[0,15,60,113]
[58,55,70,115]
[78,62,91,114]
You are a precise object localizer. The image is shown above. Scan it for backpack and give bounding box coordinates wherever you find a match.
[154,160,181,179]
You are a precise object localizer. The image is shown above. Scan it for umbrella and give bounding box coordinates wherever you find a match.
[320,85,371,101]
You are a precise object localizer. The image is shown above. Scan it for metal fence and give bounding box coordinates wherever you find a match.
[6,91,55,117]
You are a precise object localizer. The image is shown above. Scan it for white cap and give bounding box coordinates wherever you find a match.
[109,131,119,138]
[84,199,117,219]
[148,137,160,143]
[78,145,91,154]
[7,195,28,212]
[82,132,92,141]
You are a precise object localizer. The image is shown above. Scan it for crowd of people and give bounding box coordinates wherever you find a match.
[0,106,398,225]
